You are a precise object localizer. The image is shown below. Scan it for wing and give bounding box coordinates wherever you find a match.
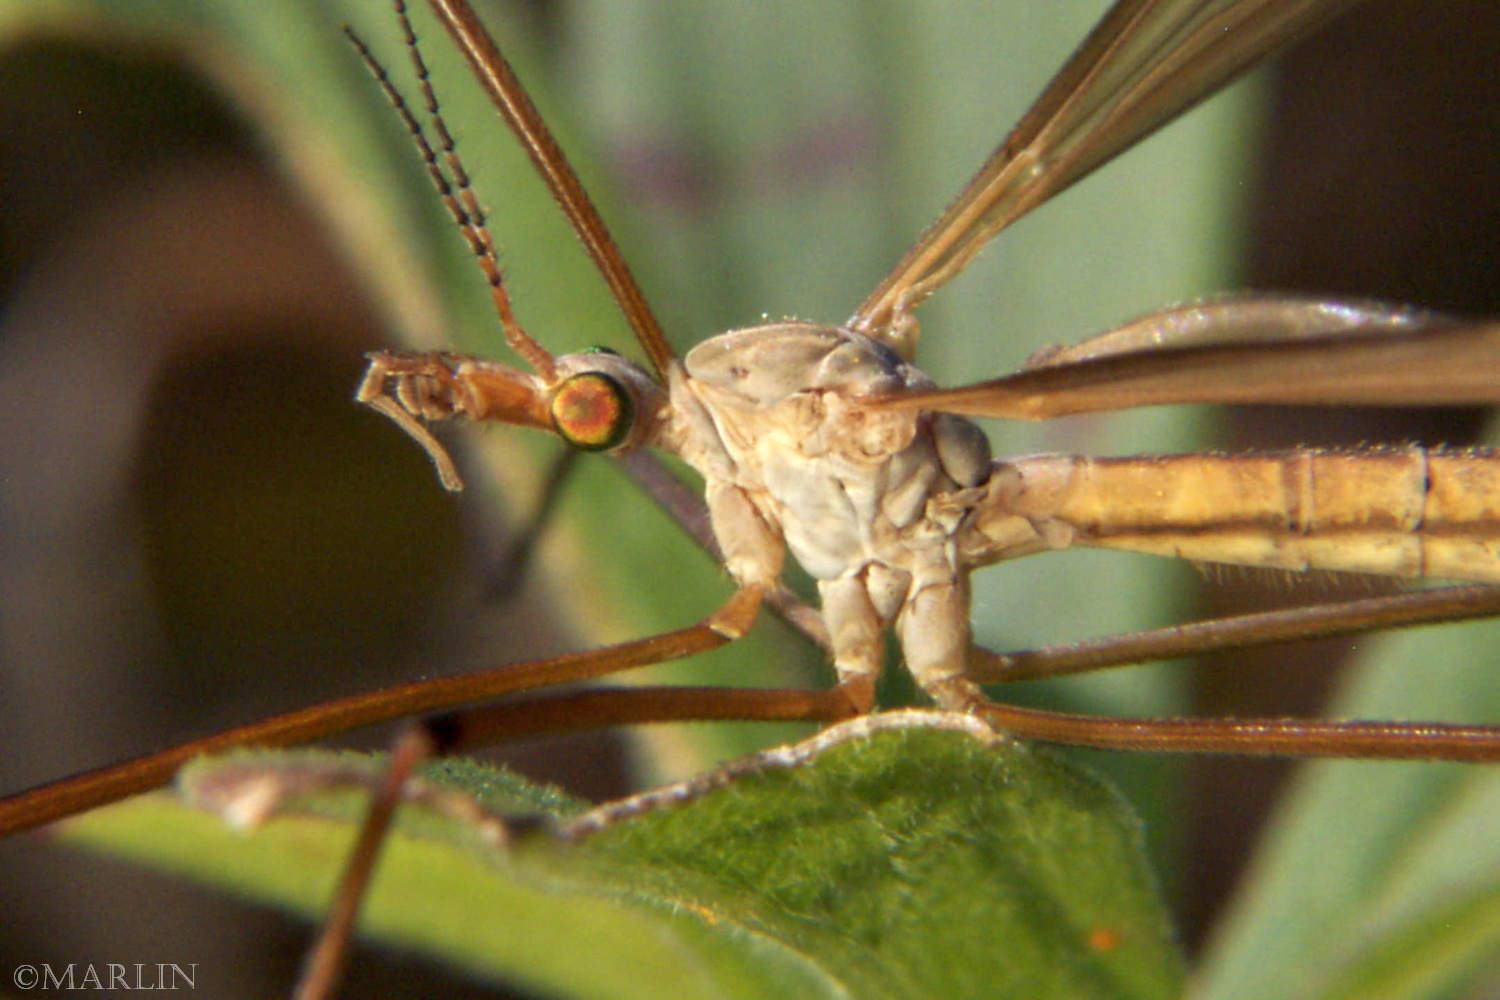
[850,0,1365,351]
[871,297,1500,418]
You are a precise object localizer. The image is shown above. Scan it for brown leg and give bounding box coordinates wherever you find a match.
[278,581,823,1000]
[967,585,1500,684]
[962,654,1500,760]
[0,586,765,837]
[292,724,436,1000]
[288,679,862,1000]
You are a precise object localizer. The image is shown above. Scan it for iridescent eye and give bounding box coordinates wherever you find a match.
[549,372,633,451]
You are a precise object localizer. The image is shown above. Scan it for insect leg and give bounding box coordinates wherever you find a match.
[817,576,887,713]
[288,586,780,999]
[291,678,860,1000]
[968,585,1500,684]
[968,694,1500,761]
[293,724,434,1000]
[0,585,764,837]
[897,578,988,711]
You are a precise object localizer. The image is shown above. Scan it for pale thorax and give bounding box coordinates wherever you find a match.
[662,322,993,703]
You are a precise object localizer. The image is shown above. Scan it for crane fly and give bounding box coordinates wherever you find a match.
[4,0,1500,994]
[345,0,1500,753]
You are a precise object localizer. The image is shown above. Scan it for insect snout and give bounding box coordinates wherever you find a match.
[359,352,475,422]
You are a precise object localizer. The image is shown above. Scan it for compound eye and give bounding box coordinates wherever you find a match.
[549,372,633,451]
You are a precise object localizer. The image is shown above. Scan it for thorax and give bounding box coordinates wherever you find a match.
[667,322,991,584]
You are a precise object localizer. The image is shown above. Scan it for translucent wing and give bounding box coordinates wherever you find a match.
[872,297,1500,418]
[850,0,1364,350]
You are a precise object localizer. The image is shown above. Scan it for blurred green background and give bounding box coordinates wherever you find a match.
[1,1,1498,996]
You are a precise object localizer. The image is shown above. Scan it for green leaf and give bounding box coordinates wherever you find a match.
[1193,618,1500,1000]
[59,723,1184,1000]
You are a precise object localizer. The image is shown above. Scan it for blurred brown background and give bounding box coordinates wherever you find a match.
[0,0,1497,996]
[0,19,590,998]
[1186,0,1500,948]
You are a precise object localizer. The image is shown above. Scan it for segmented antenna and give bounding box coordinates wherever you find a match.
[345,2,557,382]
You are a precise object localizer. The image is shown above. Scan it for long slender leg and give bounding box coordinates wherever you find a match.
[970,689,1500,760]
[292,725,436,1000]
[0,586,766,836]
[959,588,1500,760]
[969,584,1500,684]
[428,683,859,747]
[290,681,861,1000]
